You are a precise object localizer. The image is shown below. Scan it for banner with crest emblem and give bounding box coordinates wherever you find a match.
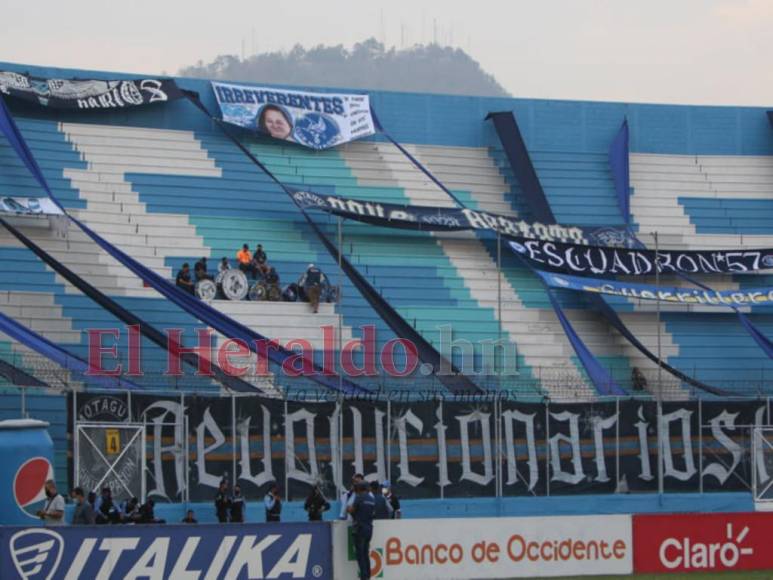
[211,81,376,150]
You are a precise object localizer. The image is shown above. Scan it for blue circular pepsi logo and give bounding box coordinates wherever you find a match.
[293,113,341,149]
[762,255,773,268]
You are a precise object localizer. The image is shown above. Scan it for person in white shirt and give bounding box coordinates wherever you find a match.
[36,480,64,526]
[339,473,364,521]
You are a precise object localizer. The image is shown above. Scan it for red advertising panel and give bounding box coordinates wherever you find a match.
[634,512,773,574]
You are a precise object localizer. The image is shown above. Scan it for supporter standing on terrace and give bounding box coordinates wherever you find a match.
[383,480,401,519]
[230,484,245,523]
[304,485,331,521]
[36,479,64,526]
[70,487,96,525]
[265,482,282,522]
[215,479,230,523]
[339,473,364,520]
[252,244,270,276]
[348,481,376,580]
[371,481,393,519]
[236,243,257,279]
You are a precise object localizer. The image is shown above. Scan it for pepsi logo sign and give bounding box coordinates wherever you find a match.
[14,457,53,517]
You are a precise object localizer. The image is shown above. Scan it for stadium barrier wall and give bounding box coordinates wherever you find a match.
[0,522,332,579]
[332,515,633,579]
[5,512,773,578]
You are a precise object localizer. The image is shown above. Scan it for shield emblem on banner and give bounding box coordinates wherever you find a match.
[10,528,63,580]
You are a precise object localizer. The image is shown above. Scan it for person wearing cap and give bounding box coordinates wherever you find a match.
[301,263,324,313]
[348,481,376,580]
[382,480,401,519]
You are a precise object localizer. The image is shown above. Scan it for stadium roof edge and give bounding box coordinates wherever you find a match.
[1,60,772,112]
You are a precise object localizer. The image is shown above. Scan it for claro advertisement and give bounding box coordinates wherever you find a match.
[333,515,633,579]
[634,512,773,574]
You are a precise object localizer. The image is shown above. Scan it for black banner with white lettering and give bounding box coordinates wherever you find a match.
[388,401,440,500]
[0,71,182,110]
[292,190,629,247]
[293,190,773,275]
[509,239,773,276]
[443,401,498,498]
[69,393,773,501]
[547,401,620,495]
[618,401,659,493]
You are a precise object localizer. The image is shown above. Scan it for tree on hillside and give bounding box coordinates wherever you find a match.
[179,39,509,97]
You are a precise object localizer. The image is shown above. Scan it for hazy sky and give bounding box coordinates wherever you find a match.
[2,0,772,106]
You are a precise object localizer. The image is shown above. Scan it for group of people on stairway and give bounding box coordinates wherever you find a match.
[174,242,330,312]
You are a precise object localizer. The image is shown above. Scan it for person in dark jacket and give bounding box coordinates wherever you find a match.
[194,257,213,281]
[304,485,331,521]
[94,487,118,524]
[382,480,401,519]
[181,509,198,524]
[120,497,140,524]
[137,499,165,524]
[230,484,245,523]
[71,487,96,525]
[370,481,392,519]
[632,367,648,392]
[265,483,282,522]
[175,263,195,295]
[348,481,376,580]
[215,480,230,523]
[300,263,325,313]
[252,244,270,276]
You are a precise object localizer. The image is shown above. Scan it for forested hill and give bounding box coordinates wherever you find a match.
[179,38,509,97]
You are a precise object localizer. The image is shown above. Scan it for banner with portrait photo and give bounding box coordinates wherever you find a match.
[211,82,376,150]
[0,71,182,110]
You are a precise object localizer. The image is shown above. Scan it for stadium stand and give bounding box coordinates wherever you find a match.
[0,63,772,488]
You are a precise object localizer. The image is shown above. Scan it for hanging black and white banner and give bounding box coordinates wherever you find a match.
[510,238,773,276]
[293,190,773,274]
[69,393,772,500]
[0,71,183,110]
[212,82,375,149]
[291,189,626,246]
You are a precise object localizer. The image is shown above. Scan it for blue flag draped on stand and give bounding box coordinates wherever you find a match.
[608,119,631,225]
